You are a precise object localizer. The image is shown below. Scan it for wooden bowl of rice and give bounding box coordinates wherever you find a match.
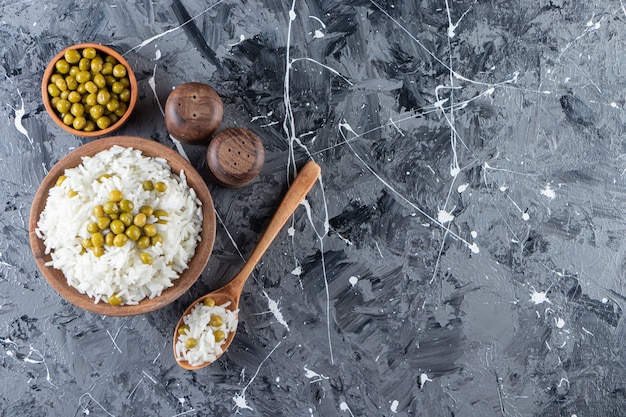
[28,136,216,316]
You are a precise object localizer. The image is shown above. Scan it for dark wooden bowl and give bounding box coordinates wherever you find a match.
[41,43,138,137]
[28,136,216,316]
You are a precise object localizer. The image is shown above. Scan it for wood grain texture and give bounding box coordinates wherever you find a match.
[164,82,223,144]
[206,127,265,188]
[28,136,216,316]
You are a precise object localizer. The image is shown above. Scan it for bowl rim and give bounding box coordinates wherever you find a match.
[41,43,138,138]
[29,136,216,316]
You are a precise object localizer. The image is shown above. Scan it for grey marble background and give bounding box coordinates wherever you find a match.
[1,0,626,416]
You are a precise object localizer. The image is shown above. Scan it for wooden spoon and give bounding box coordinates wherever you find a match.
[173,160,321,370]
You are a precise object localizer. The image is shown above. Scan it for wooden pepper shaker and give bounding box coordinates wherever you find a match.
[206,128,265,188]
[164,82,223,145]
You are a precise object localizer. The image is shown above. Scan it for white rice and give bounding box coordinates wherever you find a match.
[175,301,238,366]
[36,145,203,305]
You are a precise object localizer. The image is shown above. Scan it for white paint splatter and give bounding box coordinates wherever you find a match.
[13,89,32,145]
[287,226,296,236]
[470,231,478,238]
[468,243,480,254]
[291,265,302,276]
[126,0,226,54]
[313,30,324,38]
[153,49,161,60]
[522,212,530,221]
[457,183,469,193]
[233,342,281,412]
[390,400,399,413]
[262,291,289,331]
[349,276,358,287]
[339,401,355,416]
[437,209,454,224]
[304,366,329,383]
[530,290,551,305]
[419,373,432,388]
[555,318,566,328]
[541,184,556,199]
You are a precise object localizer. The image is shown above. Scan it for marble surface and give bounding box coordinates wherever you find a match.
[1,0,626,415]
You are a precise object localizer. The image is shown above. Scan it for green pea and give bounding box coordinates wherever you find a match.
[105,232,115,246]
[178,325,190,335]
[108,293,122,305]
[96,89,111,105]
[55,59,70,74]
[111,81,124,94]
[65,49,82,64]
[70,102,84,117]
[119,212,133,227]
[118,88,131,103]
[136,236,150,250]
[142,181,154,191]
[72,116,87,130]
[84,81,98,94]
[62,113,74,126]
[78,57,91,71]
[213,330,226,343]
[93,204,104,218]
[133,212,147,227]
[75,70,91,84]
[93,73,106,89]
[142,223,157,237]
[67,91,82,104]
[91,232,104,247]
[102,201,119,214]
[92,246,105,257]
[203,298,216,307]
[139,252,153,265]
[112,64,127,78]
[84,120,97,132]
[150,234,163,246]
[119,199,133,212]
[110,219,125,234]
[184,338,198,349]
[113,233,128,247]
[48,83,61,97]
[101,62,113,76]
[89,105,104,120]
[82,47,97,59]
[57,99,72,113]
[65,75,78,90]
[125,225,141,241]
[209,314,224,327]
[86,221,99,234]
[154,209,168,218]
[109,189,123,202]
[90,57,103,72]
[96,116,111,130]
[154,181,167,192]
[85,93,98,106]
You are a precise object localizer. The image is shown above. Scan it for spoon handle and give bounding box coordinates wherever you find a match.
[230,161,321,289]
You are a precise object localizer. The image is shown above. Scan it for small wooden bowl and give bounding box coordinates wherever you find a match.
[41,43,138,137]
[28,136,216,316]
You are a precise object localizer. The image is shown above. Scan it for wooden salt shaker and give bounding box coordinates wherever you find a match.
[206,128,265,188]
